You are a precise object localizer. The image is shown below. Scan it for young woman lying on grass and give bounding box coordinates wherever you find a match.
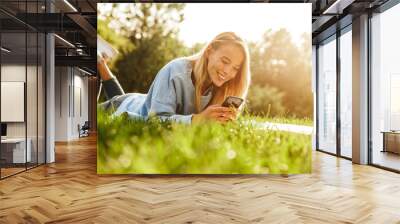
[98,32,251,124]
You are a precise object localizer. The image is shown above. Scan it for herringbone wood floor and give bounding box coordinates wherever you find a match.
[1,135,400,224]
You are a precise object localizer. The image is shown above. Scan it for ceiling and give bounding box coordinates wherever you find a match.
[0,0,394,74]
[0,0,96,74]
[309,0,390,43]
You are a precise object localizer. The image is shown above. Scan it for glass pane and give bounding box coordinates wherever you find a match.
[340,28,352,158]
[1,0,27,13]
[0,1,46,178]
[27,31,38,169]
[318,36,337,154]
[0,1,28,32]
[1,30,27,177]
[371,3,400,171]
[38,32,45,165]
[390,75,400,130]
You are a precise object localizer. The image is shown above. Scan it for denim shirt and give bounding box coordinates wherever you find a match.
[113,58,213,124]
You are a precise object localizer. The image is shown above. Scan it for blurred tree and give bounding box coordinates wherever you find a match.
[246,84,285,117]
[98,3,188,93]
[248,29,313,118]
[98,18,133,52]
[188,42,206,55]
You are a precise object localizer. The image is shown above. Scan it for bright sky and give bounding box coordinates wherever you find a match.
[179,3,311,47]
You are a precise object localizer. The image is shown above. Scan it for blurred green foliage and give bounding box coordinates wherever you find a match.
[246,84,285,117]
[249,30,313,118]
[97,108,312,174]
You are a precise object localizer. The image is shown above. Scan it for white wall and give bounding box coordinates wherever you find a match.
[54,67,89,141]
[55,66,69,141]
[1,65,28,138]
[72,72,89,138]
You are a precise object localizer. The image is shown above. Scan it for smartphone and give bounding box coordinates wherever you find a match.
[222,96,244,109]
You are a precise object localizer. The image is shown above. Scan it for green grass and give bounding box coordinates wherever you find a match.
[97,109,312,174]
[250,116,313,126]
[239,113,313,126]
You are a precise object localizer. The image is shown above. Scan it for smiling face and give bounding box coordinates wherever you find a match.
[206,43,244,87]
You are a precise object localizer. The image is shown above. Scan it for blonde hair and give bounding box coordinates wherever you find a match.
[187,32,251,113]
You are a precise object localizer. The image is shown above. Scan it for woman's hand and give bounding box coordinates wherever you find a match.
[192,104,238,124]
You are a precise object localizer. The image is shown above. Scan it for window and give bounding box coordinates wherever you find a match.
[317,35,337,154]
[339,27,352,158]
[371,2,400,171]
[0,1,46,179]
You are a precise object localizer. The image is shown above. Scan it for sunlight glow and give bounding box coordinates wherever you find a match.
[179,3,311,47]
